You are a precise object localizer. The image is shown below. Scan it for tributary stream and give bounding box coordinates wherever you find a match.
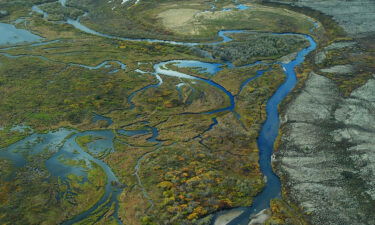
[0,1,317,224]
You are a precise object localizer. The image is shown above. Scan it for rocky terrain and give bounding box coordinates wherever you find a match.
[270,0,375,37]
[268,1,375,224]
[276,72,375,225]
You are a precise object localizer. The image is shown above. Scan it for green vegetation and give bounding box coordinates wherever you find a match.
[142,143,263,223]
[0,150,106,225]
[236,65,285,126]
[0,127,31,148]
[76,135,101,148]
[0,0,337,224]
[76,135,111,159]
[315,40,375,96]
[0,0,54,22]
[64,0,314,42]
[265,199,309,225]
[0,158,13,182]
[40,2,84,21]
[267,1,375,224]
[203,33,309,66]
[103,64,289,224]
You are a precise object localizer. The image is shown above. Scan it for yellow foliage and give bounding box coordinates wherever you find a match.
[178,204,188,211]
[163,196,175,205]
[197,153,205,158]
[167,206,177,213]
[271,201,282,214]
[248,86,256,92]
[196,168,205,174]
[193,206,207,216]
[187,206,208,220]
[157,181,174,189]
[187,212,198,220]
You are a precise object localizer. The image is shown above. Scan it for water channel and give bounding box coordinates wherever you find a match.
[0,1,317,224]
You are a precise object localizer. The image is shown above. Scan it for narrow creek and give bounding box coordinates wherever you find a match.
[0,1,317,224]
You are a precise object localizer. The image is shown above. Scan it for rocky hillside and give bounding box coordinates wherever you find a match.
[268,0,375,224]
[269,0,375,37]
[276,72,375,225]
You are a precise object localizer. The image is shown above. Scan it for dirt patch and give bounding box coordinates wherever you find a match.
[158,8,200,34]
[157,3,315,36]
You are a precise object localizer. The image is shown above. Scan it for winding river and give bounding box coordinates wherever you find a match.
[0,1,317,224]
[215,34,317,225]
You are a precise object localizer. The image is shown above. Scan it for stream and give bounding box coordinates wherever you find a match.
[215,34,317,225]
[0,1,317,224]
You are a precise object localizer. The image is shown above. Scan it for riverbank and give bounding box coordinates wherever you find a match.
[0,0,357,224]
[270,0,375,224]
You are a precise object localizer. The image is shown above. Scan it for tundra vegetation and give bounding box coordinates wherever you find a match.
[0,153,106,225]
[1,0,367,225]
[202,33,309,66]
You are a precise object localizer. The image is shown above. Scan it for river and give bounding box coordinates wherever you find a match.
[0,1,317,224]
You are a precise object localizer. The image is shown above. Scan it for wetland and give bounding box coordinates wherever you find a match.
[1,0,373,225]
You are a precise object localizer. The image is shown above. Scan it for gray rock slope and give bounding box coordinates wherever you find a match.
[275,73,375,225]
[271,0,375,36]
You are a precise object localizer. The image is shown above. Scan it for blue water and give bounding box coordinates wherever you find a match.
[71,60,126,74]
[64,14,251,47]
[193,118,219,139]
[57,130,123,225]
[219,34,317,225]
[118,125,159,143]
[172,60,223,76]
[127,70,162,110]
[85,131,115,157]
[31,5,49,19]
[154,60,236,114]
[0,23,42,46]
[236,4,250,10]
[238,69,270,94]
[118,129,150,136]
[220,4,250,12]
[92,113,113,126]
[0,129,72,168]
[0,127,123,224]
[309,20,319,33]
[2,2,318,224]
[146,126,160,143]
[154,53,270,115]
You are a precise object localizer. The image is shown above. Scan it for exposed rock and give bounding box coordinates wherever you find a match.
[271,0,375,36]
[314,51,326,65]
[248,209,271,225]
[279,52,297,64]
[214,209,246,225]
[275,73,375,225]
[324,41,357,51]
[315,41,357,64]
[320,64,354,74]
[283,73,339,123]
